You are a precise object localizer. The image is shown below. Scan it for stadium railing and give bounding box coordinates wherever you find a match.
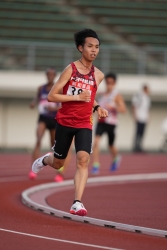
[71,0,167,10]
[101,17,167,27]
[0,40,167,75]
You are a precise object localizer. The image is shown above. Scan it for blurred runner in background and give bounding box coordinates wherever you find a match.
[132,85,151,152]
[91,72,126,174]
[28,68,69,182]
[160,116,167,152]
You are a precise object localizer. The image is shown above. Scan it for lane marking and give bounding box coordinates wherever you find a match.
[1,171,167,183]
[22,173,167,238]
[0,177,29,182]
[0,175,54,183]
[0,228,122,250]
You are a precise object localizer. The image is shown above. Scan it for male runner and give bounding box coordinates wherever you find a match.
[28,68,60,180]
[132,85,151,152]
[92,73,126,174]
[31,29,108,216]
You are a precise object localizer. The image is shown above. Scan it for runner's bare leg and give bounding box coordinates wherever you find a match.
[43,154,65,170]
[92,135,100,163]
[44,150,89,201]
[74,151,89,201]
[32,122,46,162]
[109,145,118,159]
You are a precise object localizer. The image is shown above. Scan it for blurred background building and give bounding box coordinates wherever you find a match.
[0,0,167,151]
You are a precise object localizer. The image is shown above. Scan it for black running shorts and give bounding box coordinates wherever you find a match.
[95,122,116,146]
[53,122,92,159]
[38,114,56,130]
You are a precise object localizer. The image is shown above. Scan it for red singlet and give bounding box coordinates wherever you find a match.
[56,62,97,130]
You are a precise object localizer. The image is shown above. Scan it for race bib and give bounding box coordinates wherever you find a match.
[67,81,93,96]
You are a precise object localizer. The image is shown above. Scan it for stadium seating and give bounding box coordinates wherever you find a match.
[0,1,116,44]
[70,0,167,47]
[0,0,166,73]
[1,0,166,46]
[71,0,167,10]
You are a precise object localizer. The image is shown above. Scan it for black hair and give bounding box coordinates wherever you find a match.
[74,29,100,50]
[105,72,117,81]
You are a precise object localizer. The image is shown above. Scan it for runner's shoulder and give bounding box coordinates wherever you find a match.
[94,67,104,82]
[37,84,46,92]
[115,93,124,102]
[60,64,73,76]
[56,64,73,85]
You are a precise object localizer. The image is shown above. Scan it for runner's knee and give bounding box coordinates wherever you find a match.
[77,154,89,169]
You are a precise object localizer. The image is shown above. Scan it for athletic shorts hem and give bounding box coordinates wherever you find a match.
[38,114,56,130]
[95,122,116,146]
[52,122,92,159]
[54,153,66,160]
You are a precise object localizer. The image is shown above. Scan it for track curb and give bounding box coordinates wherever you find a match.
[22,173,167,238]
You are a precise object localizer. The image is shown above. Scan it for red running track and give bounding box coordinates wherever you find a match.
[0,153,167,250]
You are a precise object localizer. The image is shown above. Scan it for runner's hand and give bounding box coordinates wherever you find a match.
[45,106,55,112]
[29,101,35,109]
[77,90,91,102]
[97,107,108,119]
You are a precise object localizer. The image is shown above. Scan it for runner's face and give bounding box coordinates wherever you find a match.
[46,70,56,83]
[144,87,149,95]
[80,37,99,61]
[105,77,116,92]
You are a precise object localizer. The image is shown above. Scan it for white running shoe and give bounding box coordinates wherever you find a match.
[70,202,87,216]
[32,152,51,174]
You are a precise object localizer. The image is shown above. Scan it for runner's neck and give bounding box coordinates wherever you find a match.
[47,82,54,86]
[79,59,92,70]
[106,89,114,95]
[73,61,93,76]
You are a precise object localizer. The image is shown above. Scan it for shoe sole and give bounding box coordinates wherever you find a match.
[70,209,87,216]
[54,176,64,182]
[110,155,122,171]
[32,158,41,174]
[32,152,51,174]
[91,168,100,175]
[28,172,37,180]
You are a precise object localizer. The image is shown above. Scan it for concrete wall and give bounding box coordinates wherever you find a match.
[0,98,166,151]
[0,71,167,151]
[0,71,167,101]
[0,98,49,149]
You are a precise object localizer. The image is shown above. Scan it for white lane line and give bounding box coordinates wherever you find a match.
[0,177,29,182]
[0,175,54,182]
[0,228,123,250]
[1,172,167,183]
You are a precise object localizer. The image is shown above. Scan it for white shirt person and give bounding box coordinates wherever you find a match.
[132,85,151,152]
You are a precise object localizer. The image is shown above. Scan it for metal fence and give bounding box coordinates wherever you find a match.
[0,40,167,75]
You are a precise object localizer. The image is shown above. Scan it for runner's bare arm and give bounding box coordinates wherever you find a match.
[93,69,104,108]
[29,86,42,108]
[47,65,90,103]
[95,68,104,87]
[93,99,99,108]
[93,70,108,118]
[115,94,126,113]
